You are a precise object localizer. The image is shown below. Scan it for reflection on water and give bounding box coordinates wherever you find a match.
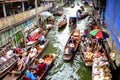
[40,2,92,80]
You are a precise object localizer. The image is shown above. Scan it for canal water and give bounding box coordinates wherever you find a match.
[40,2,92,80]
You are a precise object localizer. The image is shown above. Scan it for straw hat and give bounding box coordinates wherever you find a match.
[39,58,44,63]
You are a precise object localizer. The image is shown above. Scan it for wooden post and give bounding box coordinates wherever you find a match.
[35,0,40,27]
[22,2,25,12]
[2,3,6,17]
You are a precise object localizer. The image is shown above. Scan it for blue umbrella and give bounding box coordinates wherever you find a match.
[39,11,52,17]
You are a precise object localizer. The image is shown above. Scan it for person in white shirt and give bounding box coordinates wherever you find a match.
[28,46,37,58]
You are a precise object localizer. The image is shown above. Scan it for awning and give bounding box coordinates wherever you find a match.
[105,0,120,50]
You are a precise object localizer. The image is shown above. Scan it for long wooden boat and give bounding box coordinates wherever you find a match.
[0,54,17,78]
[63,30,80,60]
[3,39,49,80]
[77,12,89,20]
[92,48,112,80]
[22,53,55,80]
[80,36,93,66]
[26,28,47,47]
[58,19,67,28]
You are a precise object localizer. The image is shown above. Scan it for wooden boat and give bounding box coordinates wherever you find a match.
[26,28,47,46]
[77,12,89,20]
[3,39,49,80]
[22,53,55,80]
[54,11,63,16]
[92,48,112,80]
[63,30,80,60]
[58,19,67,28]
[80,36,93,66]
[0,54,17,78]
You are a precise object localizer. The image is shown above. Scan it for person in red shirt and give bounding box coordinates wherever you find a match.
[35,58,46,76]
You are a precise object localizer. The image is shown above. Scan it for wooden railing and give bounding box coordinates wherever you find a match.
[0,3,52,29]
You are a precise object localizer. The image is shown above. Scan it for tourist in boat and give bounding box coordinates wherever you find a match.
[23,52,30,69]
[17,55,24,70]
[28,47,37,61]
[63,15,67,20]
[25,67,37,80]
[13,46,23,54]
[37,58,46,70]
[68,36,76,44]
[69,43,75,54]
[38,33,45,45]
[77,10,82,19]
[35,58,46,76]
[30,45,37,55]
[80,6,85,11]
[28,51,36,59]
[31,59,39,69]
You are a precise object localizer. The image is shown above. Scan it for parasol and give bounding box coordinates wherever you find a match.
[90,29,109,39]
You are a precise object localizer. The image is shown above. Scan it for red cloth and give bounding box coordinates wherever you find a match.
[13,48,22,54]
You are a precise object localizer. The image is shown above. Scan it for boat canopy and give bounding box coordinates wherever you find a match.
[105,0,120,51]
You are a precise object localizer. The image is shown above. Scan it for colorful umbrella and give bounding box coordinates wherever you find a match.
[38,11,52,17]
[90,29,99,36]
[90,29,109,39]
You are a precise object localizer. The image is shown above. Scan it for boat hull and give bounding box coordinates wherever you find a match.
[63,30,80,60]
[58,19,67,28]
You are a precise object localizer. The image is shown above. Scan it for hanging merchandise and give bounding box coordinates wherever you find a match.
[100,9,104,21]
[14,31,25,47]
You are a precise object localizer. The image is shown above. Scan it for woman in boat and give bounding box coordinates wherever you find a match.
[86,44,92,52]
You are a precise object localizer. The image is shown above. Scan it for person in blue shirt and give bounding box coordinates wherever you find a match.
[25,67,36,80]
[38,34,45,45]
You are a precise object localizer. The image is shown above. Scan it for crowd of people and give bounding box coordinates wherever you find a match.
[79,12,113,79]
[25,58,47,80]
